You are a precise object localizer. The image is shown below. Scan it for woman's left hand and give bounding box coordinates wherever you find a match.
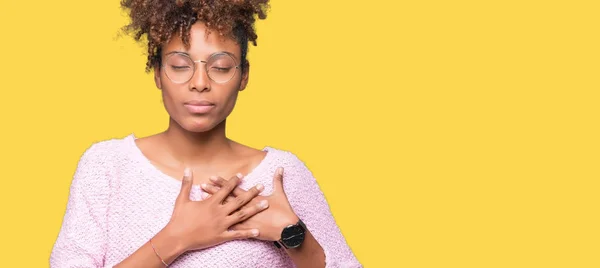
[201,167,300,242]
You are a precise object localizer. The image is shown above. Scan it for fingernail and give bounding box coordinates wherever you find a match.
[201,183,208,189]
[251,229,259,237]
[209,176,218,182]
[236,173,244,179]
[184,168,192,181]
[277,167,284,176]
[256,184,264,192]
[258,200,269,209]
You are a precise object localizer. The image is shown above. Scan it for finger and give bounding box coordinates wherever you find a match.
[209,175,249,197]
[212,174,241,203]
[199,183,218,201]
[201,183,235,204]
[201,182,220,194]
[200,191,213,200]
[209,173,244,186]
[272,167,285,195]
[177,167,193,203]
[229,222,246,231]
[227,199,269,225]
[221,228,260,242]
[224,184,265,215]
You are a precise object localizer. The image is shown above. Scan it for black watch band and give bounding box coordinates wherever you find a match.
[274,219,307,249]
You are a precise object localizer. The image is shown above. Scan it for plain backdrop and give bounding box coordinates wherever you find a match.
[0,0,598,267]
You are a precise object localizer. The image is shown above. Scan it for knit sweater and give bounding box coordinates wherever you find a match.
[50,134,361,268]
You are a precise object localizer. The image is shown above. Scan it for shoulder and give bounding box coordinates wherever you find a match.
[261,147,326,200]
[70,134,137,190]
[76,134,135,170]
[265,146,302,162]
[264,146,314,175]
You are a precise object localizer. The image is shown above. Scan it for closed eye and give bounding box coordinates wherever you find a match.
[211,67,232,72]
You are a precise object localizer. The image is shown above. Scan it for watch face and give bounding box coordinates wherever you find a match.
[281,224,306,248]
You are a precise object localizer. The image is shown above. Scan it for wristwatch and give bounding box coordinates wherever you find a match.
[274,219,307,249]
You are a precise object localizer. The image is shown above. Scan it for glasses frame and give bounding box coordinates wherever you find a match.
[161,51,241,84]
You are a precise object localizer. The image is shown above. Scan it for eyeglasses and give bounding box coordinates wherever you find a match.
[162,52,241,84]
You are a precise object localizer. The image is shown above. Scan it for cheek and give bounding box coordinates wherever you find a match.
[220,90,240,114]
[161,87,180,113]
[161,87,192,128]
[220,77,243,110]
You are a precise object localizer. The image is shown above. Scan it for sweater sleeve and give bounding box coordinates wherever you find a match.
[282,153,362,268]
[50,143,112,268]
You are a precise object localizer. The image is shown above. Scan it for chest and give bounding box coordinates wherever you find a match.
[102,172,289,267]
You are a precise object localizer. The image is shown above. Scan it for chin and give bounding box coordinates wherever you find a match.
[180,117,222,133]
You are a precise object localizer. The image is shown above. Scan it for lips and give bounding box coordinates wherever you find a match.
[185,100,215,106]
[184,100,215,114]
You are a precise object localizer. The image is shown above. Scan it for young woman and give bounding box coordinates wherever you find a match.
[50,0,361,267]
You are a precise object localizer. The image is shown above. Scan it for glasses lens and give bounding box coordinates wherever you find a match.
[164,54,194,83]
[207,53,237,83]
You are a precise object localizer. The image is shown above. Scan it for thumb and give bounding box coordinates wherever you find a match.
[272,167,285,195]
[177,167,193,203]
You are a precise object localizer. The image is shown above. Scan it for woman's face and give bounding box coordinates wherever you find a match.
[154,22,248,133]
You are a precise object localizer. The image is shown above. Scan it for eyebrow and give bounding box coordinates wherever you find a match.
[164,50,238,60]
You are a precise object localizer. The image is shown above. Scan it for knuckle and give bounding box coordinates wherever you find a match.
[224,196,235,205]
[235,210,247,220]
[234,196,245,207]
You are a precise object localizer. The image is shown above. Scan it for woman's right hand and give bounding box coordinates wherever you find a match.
[163,167,269,252]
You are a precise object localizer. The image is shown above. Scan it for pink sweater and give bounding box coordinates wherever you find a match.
[50,134,361,268]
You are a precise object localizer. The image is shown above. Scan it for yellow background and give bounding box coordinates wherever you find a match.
[0,0,598,267]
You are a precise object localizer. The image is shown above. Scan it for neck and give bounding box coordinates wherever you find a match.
[161,118,233,167]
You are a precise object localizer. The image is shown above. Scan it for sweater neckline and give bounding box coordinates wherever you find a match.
[124,133,273,188]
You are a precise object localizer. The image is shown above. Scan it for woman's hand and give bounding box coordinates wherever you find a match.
[201,167,300,241]
[163,168,269,252]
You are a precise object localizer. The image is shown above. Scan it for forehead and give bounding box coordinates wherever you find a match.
[163,22,240,59]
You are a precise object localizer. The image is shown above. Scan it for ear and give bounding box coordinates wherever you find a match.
[238,63,250,91]
[154,64,162,90]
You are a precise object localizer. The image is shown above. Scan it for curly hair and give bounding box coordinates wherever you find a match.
[120,0,270,73]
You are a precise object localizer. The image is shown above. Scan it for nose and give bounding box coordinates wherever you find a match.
[189,63,210,92]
